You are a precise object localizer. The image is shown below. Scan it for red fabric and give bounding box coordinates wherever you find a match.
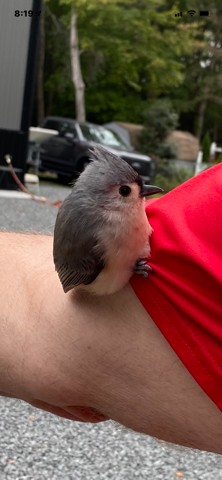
[130,164,222,410]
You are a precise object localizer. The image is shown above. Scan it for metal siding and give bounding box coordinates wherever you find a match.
[0,0,32,130]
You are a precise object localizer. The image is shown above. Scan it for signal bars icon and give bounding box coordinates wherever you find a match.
[175,10,196,17]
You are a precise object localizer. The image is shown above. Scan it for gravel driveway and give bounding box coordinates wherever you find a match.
[0,181,221,480]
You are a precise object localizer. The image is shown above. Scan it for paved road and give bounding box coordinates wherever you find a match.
[0,182,221,480]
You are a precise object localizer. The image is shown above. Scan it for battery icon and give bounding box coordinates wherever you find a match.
[199,11,209,16]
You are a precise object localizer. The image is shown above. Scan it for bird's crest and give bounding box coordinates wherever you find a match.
[89,145,122,164]
[88,144,139,185]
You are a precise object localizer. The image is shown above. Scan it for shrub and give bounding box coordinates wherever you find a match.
[137,101,178,159]
[153,162,193,192]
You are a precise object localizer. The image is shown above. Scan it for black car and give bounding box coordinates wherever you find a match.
[35,116,154,183]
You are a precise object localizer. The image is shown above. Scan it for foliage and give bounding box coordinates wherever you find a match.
[153,163,193,192]
[38,0,202,122]
[170,0,222,139]
[74,0,200,122]
[33,0,222,145]
[137,101,178,159]
[215,154,222,164]
[43,0,74,117]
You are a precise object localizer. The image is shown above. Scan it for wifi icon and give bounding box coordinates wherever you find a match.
[187,9,196,16]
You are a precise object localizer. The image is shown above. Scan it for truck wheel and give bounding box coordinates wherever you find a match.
[78,158,90,173]
[57,174,74,185]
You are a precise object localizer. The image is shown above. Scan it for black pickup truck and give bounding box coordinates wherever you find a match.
[32,116,154,183]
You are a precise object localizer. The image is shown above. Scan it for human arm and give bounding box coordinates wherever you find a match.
[0,231,222,454]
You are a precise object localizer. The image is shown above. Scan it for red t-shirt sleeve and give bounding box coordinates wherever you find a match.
[130,163,222,411]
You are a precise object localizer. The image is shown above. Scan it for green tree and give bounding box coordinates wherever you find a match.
[42,0,74,118]
[138,101,178,158]
[170,0,222,141]
[35,0,202,124]
[73,0,200,122]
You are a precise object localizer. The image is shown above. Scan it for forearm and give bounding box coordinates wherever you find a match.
[0,232,36,398]
[0,232,222,454]
[79,287,222,454]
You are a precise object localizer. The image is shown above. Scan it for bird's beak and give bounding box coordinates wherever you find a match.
[140,184,164,197]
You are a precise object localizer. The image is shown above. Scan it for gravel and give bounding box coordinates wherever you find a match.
[0,181,221,479]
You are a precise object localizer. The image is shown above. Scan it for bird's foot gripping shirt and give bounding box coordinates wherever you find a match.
[131,164,222,411]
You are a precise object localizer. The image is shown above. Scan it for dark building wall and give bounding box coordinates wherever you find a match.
[0,0,41,188]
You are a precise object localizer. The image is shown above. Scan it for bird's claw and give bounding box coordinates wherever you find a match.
[134,259,152,278]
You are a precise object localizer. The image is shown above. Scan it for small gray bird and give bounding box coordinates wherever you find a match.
[53,145,162,295]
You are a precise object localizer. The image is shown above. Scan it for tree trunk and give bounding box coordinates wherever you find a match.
[195,84,210,141]
[70,9,85,122]
[196,98,207,141]
[212,121,218,143]
[195,48,217,141]
[36,1,45,124]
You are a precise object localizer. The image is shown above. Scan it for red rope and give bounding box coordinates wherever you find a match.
[4,155,63,208]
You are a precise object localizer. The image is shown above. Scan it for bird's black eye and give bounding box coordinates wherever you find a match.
[119,185,131,197]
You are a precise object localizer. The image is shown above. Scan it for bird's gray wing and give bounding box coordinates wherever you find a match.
[55,250,105,293]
